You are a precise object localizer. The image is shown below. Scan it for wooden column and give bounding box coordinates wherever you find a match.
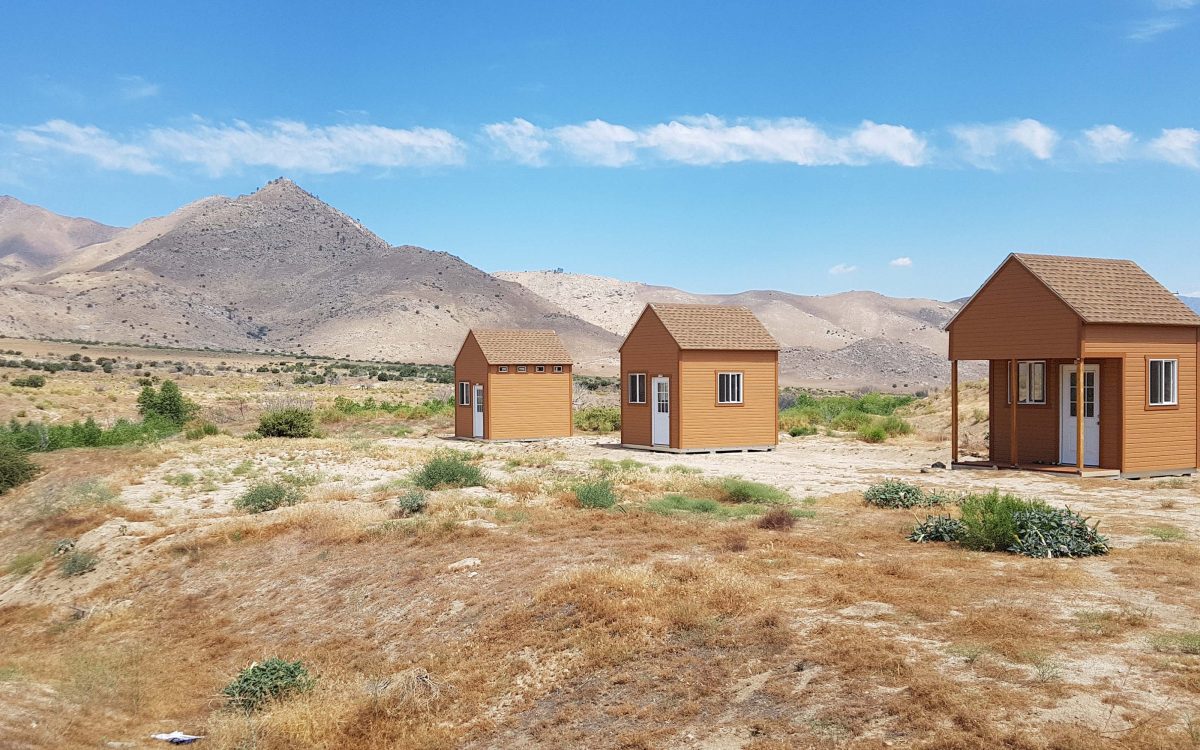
[1076,354,1085,473]
[950,360,959,464]
[1009,358,1019,467]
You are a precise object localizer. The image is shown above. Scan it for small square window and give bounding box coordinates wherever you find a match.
[498,366,509,373]
[717,372,743,404]
[517,365,527,373]
[628,373,647,404]
[535,365,545,373]
[1150,359,1178,406]
[553,365,563,373]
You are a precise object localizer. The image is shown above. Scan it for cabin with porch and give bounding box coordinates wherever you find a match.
[453,329,574,441]
[619,303,779,453]
[947,253,1200,478]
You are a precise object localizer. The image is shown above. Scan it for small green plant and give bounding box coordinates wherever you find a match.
[718,477,789,504]
[60,550,98,577]
[165,472,195,488]
[256,408,316,438]
[573,406,620,432]
[856,424,888,443]
[909,514,967,543]
[863,479,934,509]
[393,489,428,517]
[11,375,46,388]
[222,657,314,712]
[956,491,1035,552]
[574,479,618,509]
[788,426,818,437]
[0,444,39,494]
[184,421,220,440]
[879,415,913,437]
[1150,632,1200,655]
[1008,505,1109,558]
[411,451,485,490]
[235,482,304,514]
[1146,525,1187,542]
[6,550,44,576]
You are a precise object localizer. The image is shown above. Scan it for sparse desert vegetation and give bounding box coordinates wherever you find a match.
[1,341,1199,749]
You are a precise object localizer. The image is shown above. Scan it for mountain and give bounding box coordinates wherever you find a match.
[1183,297,1200,315]
[0,196,122,279]
[0,179,620,368]
[496,270,969,388]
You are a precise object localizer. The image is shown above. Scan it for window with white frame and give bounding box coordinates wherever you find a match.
[517,365,527,373]
[1010,361,1046,405]
[717,372,743,404]
[1149,359,1178,406]
[535,365,545,373]
[458,381,471,406]
[628,373,646,404]
[553,365,563,373]
[498,366,509,373]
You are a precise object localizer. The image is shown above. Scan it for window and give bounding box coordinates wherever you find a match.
[498,366,509,373]
[517,365,527,373]
[553,365,563,373]
[628,373,647,404]
[1149,359,1178,406]
[717,372,743,404]
[458,381,470,406]
[1010,361,1046,405]
[535,365,545,373]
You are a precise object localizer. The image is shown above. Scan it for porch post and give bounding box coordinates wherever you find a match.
[1009,358,1019,467]
[1076,355,1085,473]
[950,360,959,464]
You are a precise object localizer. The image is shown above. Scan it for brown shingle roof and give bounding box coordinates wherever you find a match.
[1012,253,1200,326]
[647,303,779,350]
[469,329,572,365]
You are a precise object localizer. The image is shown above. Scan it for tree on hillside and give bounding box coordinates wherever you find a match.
[137,380,198,426]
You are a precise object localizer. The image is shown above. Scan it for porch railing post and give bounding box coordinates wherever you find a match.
[1077,355,1085,474]
[950,360,959,465]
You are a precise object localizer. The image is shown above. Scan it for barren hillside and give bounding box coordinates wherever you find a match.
[0,196,122,280]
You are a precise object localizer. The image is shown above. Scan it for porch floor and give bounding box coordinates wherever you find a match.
[952,460,1121,478]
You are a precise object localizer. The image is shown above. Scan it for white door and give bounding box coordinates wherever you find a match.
[1060,365,1099,466]
[473,384,484,438]
[651,377,670,446]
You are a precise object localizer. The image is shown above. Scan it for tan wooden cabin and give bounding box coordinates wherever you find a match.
[454,329,573,441]
[620,303,779,453]
[947,253,1200,478]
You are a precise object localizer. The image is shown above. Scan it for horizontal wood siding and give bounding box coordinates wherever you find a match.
[1099,358,1123,471]
[486,365,573,439]
[1085,324,1198,472]
[453,334,488,438]
[678,350,778,449]
[950,258,1081,360]
[620,309,680,447]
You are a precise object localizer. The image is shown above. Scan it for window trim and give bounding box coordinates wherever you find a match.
[716,371,744,406]
[535,365,545,373]
[1007,360,1047,406]
[1147,357,1179,409]
[516,365,527,373]
[498,365,509,373]
[458,381,471,406]
[553,365,564,373]
[628,372,647,404]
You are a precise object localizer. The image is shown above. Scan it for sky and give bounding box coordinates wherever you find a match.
[1,0,1198,300]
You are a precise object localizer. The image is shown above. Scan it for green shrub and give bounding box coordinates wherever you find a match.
[856,424,888,443]
[11,375,46,388]
[411,452,485,490]
[235,482,304,514]
[879,415,913,437]
[1008,506,1109,558]
[909,515,967,543]
[60,550,98,577]
[394,490,428,517]
[957,491,1042,552]
[831,410,873,432]
[1151,632,1200,655]
[574,479,618,509]
[136,380,198,426]
[184,421,220,440]
[222,657,314,712]
[646,494,720,515]
[788,426,817,437]
[718,477,790,504]
[0,444,38,494]
[574,406,620,432]
[863,479,933,508]
[256,408,316,438]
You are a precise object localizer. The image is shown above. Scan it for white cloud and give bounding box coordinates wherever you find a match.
[117,75,160,100]
[951,118,1059,166]
[849,121,927,167]
[554,119,638,166]
[1148,128,1200,168]
[1081,124,1135,162]
[482,118,549,165]
[1128,17,1186,41]
[889,257,913,268]
[14,120,160,174]
[828,263,858,275]
[12,118,465,176]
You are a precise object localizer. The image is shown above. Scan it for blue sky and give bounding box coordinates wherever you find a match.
[2,0,1198,300]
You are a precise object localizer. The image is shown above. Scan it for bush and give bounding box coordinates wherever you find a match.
[0,444,39,494]
[863,479,934,509]
[11,375,45,388]
[256,408,316,438]
[788,426,817,437]
[235,482,304,514]
[957,491,1039,552]
[1008,506,1109,558]
[60,550,98,577]
[574,406,620,432]
[222,658,314,712]
[574,479,618,509]
[719,477,789,504]
[879,415,913,437]
[184,421,220,440]
[411,452,485,490]
[756,507,797,531]
[831,410,873,432]
[136,380,198,426]
[856,424,888,443]
[393,489,428,517]
[909,514,967,543]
